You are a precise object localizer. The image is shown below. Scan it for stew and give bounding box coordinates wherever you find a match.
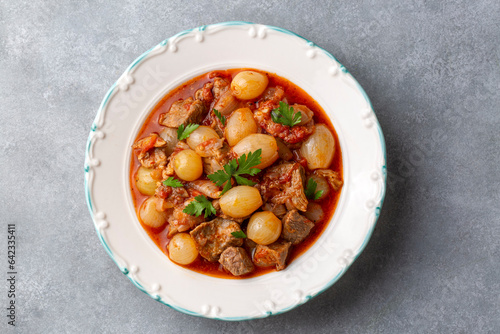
[130,69,343,278]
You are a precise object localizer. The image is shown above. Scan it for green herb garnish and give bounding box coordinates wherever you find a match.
[162,177,183,188]
[305,178,324,200]
[271,101,302,127]
[213,109,226,125]
[231,231,247,238]
[207,149,262,195]
[182,195,216,218]
[177,123,200,140]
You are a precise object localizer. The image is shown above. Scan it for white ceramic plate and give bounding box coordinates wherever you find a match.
[85,22,386,320]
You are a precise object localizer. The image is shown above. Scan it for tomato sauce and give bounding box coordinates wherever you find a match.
[130,69,343,279]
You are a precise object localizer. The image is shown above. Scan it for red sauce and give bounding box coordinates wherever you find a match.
[130,69,343,279]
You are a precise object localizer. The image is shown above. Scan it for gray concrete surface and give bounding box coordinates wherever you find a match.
[1,0,499,333]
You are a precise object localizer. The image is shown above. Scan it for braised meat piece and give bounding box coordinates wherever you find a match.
[201,141,231,175]
[194,81,214,105]
[132,133,168,168]
[132,133,166,154]
[219,247,254,276]
[167,198,205,237]
[313,169,343,191]
[203,156,227,175]
[213,91,239,116]
[159,97,207,128]
[212,76,230,99]
[260,86,284,104]
[261,163,308,212]
[253,88,314,144]
[200,77,233,136]
[281,210,314,245]
[262,203,287,218]
[155,184,189,206]
[205,76,239,116]
[254,109,314,144]
[195,138,225,158]
[244,238,257,252]
[138,148,167,169]
[253,240,291,270]
[190,218,243,262]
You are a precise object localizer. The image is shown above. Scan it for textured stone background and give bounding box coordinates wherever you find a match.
[1,0,499,333]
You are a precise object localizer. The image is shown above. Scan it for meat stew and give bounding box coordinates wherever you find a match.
[130,69,343,278]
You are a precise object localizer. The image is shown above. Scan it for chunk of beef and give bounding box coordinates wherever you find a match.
[219,247,254,276]
[253,90,314,144]
[197,76,238,116]
[201,111,224,137]
[139,148,167,169]
[195,138,225,158]
[212,77,230,99]
[281,210,314,245]
[253,240,291,270]
[159,97,207,128]
[244,238,257,253]
[259,86,285,105]
[254,109,314,144]
[201,141,231,175]
[203,156,225,175]
[167,198,205,237]
[132,133,166,155]
[196,77,231,136]
[194,81,214,105]
[313,169,343,191]
[261,163,308,212]
[155,184,189,208]
[132,133,168,168]
[190,218,243,262]
[262,203,287,218]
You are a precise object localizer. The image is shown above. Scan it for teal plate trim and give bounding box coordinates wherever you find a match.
[84,21,387,321]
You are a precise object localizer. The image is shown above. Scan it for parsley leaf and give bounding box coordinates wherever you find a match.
[235,149,262,175]
[177,123,200,140]
[233,175,256,186]
[231,231,247,238]
[162,177,183,188]
[271,101,302,127]
[213,109,226,125]
[182,195,216,218]
[207,149,262,195]
[305,178,324,200]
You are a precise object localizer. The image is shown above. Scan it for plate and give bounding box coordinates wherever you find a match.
[84,22,386,320]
